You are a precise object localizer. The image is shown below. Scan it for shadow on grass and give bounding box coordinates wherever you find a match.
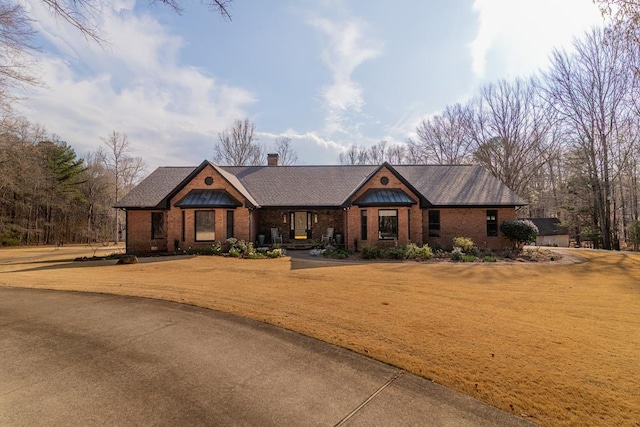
[0,255,197,274]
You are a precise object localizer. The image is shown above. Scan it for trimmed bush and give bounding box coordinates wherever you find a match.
[452,237,475,253]
[382,246,406,260]
[461,254,477,262]
[361,245,381,259]
[404,243,434,261]
[500,220,539,250]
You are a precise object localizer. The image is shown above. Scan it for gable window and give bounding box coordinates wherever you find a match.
[487,210,498,237]
[428,210,440,237]
[151,212,165,240]
[361,210,368,241]
[195,210,216,241]
[378,209,398,240]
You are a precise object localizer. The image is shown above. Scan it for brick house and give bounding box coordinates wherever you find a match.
[115,155,526,254]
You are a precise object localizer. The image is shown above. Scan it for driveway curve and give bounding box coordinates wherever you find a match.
[0,287,532,426]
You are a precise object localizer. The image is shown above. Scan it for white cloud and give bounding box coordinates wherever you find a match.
[17,0,256,169]
[309,16,382,138]
[470,0,604,79]
[257,129,345,165]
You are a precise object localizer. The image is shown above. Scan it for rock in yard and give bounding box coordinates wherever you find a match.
[117,255,138,264]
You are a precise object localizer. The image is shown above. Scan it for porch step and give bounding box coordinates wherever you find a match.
[284,240,314,250]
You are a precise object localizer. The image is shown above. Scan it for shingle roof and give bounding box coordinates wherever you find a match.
[115,163,526,209]
[393,165,526,206]
[221,165,378,207]
[114,167,194,208]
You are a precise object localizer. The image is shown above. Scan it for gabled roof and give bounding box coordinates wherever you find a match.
[115,162,527,209]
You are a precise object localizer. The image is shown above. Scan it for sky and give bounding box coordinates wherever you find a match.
[17,0,605,171]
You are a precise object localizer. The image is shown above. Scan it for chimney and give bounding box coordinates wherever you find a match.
[267,153,280,166]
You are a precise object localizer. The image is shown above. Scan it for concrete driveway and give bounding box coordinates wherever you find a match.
[0,287,533,426]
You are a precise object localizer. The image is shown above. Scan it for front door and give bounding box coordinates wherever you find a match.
[294,211,308,239]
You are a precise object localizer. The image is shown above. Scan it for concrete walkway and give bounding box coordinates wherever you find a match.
[0,287,534,426]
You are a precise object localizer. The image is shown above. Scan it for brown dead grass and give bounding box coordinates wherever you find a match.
[1,245,639,426]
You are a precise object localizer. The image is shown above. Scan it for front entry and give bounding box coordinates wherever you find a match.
[294,211,308,239]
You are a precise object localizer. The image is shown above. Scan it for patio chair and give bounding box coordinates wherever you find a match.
[321,227,334,243]
[271,228,283,244]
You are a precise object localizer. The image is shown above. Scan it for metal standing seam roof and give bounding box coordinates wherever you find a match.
[115,163,527,209]
[525,218,569,236]
[352,188,417,206]
[174,189,242,208]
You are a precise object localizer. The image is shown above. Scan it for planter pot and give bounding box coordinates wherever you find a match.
[335,233,343,245]
[258,234,266,246]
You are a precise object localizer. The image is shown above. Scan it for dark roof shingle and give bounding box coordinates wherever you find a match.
[115,163,526,209]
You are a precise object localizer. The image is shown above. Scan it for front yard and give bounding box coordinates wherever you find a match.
[0,245,638,426]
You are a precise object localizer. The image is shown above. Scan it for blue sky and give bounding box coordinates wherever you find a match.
[18,0,604,170]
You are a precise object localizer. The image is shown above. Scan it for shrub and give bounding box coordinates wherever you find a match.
[452,237,475,253]
[462,254,477,262]
[500,220,538,250]
[451,246,464,261]
[228,248,241,258]
[404,243,433,261]
[501,248,517,259]
[0,235,20,246]
[382,246,406,260]
[323,248,351,259]
[361,245,381,259]
[467,245,480,257]
[247,252,265,259]
[482,255,498,262]
[266,248,284,258]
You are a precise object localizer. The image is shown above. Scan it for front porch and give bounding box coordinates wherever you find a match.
[255,208,344,247]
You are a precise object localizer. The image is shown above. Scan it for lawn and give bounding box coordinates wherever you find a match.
[0,245,638,426]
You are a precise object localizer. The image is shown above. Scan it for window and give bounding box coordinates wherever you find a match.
[360,210,368,241]
[151,212,164,240]
[378,209,398,240]
[195,210,215,241]
[428,210,440,237]
[226,210,234,239]
[181,211,185,242]
[487,210,498,237]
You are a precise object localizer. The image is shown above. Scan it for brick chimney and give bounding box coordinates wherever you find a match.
[267,153,280,166]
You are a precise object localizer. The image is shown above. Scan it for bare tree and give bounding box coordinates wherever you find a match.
[274,137,298,165]
[409,103,474,164]
[36,0,232,44]
[467,77,558,198]
[0,0,232,105]
[595,0,640,45]
[214,118,264,166]
[338,144,369,165]
[99,131,146,241]
[368,140,388,164]
[386,143,407,164]
[542,27,633,249]
[0,3,38,107]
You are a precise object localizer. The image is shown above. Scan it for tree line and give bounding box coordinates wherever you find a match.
[0,120,144,245]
